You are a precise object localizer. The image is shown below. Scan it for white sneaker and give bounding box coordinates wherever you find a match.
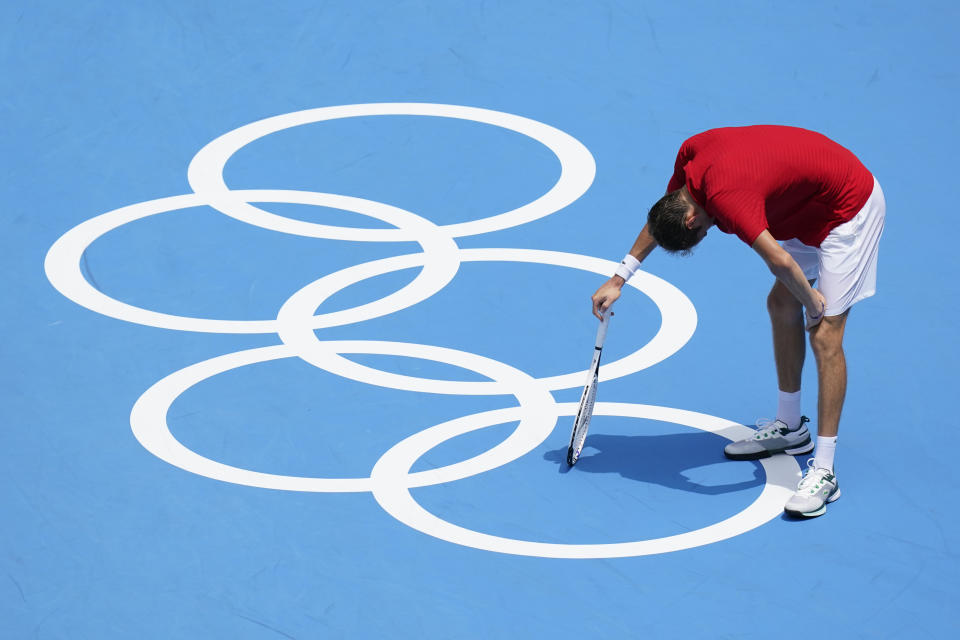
[784,459,841,518]
[723,416,813,460]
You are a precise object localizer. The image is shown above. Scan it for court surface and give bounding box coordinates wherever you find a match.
[3,2,958,638]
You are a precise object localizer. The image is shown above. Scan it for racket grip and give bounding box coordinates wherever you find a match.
[595,307,611,347]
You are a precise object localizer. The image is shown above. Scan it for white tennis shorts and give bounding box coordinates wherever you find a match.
[783,177,885,317]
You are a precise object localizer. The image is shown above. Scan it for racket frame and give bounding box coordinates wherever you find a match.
[566,308,611,466]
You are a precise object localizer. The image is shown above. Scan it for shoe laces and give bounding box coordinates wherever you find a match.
[752,418,787,440]
[797,459,833,492]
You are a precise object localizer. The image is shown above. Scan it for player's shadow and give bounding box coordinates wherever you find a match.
[545,431,765,495]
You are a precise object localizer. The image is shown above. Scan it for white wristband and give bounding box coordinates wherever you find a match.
[614,254,641,281]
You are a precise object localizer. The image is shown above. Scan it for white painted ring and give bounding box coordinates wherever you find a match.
[277,248,697,393]
[43,190,459,333]
[187,103,596,239]
[371,401,802,558]
[130,344,557,492]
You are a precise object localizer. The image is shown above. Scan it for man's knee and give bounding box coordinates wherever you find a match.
[767,284,802,319]
[810,316,846,358]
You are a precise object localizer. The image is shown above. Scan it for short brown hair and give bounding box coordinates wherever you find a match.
[647,190,703,254]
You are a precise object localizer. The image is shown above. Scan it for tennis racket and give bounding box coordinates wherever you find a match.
[566,307,611,466]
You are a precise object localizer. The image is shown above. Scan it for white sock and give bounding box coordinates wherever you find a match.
[813,436,838,471]
[777,390,802,430]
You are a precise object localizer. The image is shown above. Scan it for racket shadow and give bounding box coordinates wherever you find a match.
[545,431,764,495]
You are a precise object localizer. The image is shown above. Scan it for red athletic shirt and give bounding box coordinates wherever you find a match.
[666,126,874,247]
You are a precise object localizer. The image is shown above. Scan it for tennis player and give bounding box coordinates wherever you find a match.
[591,126,884,518]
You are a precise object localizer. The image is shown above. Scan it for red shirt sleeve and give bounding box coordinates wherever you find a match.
[666,140,694,193]
[707,189,769,246]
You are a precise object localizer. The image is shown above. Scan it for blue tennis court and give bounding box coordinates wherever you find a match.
[3,2,958,637]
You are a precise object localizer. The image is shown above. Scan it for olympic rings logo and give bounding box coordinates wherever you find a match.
[45,104,801,558]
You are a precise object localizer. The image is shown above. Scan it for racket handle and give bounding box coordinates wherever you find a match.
[595,307,611,348]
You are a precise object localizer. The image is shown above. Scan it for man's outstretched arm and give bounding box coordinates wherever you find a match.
[591,223,658,319]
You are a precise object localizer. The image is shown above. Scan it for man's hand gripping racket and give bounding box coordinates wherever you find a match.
[566,307,612,466]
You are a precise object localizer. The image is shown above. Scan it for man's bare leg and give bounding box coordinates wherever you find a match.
[782,310,849,516]
[767,280,809,393]
[809,311,850,438]
[723,280,818,460]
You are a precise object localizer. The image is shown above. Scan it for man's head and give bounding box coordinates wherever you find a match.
[647,187,713,254]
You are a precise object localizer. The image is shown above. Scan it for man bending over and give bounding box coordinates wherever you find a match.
[591,126,885,518]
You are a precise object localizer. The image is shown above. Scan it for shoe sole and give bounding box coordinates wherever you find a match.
[784,488,842,518]
[723,438,814,461]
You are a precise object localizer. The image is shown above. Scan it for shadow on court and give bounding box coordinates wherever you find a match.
[544,431,765,495]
